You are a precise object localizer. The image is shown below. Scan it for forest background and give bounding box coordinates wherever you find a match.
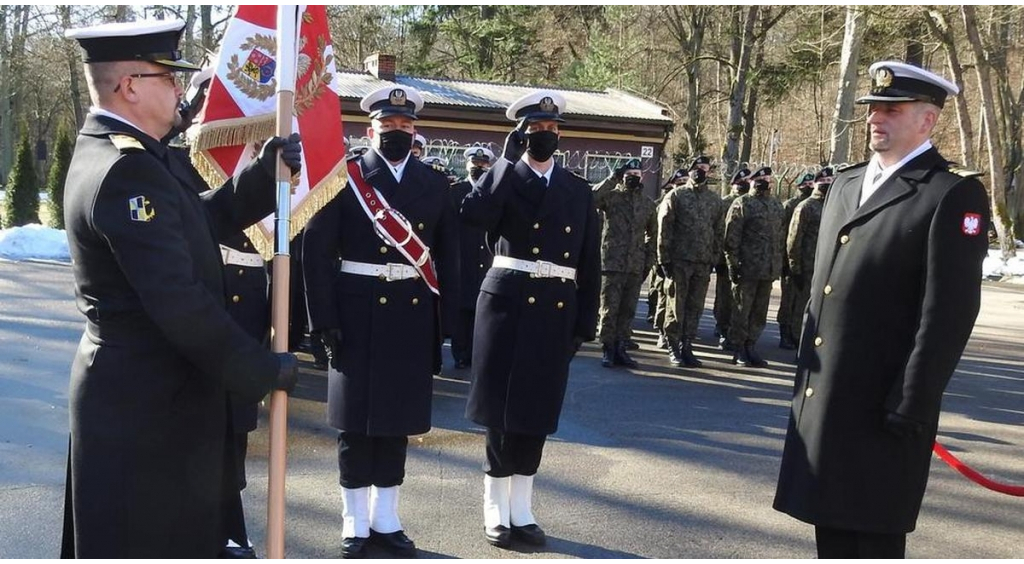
[1,5,1020,256]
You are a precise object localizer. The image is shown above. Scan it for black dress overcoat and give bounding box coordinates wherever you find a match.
[461,158,601,435]
[61,114,278,558]
[773,148,990,533]
[303,150,459,436]
[450,179,494,310]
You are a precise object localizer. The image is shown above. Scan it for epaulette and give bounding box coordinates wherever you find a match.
[947,165,984,179]
[836,161,867,173]
[109,134,145,153]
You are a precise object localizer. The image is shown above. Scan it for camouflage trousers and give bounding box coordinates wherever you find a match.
[651,270,668,332]
[663,261,712,342]
[788,275,812,343]
[598,271,644,344]
[712,262,732,333]
[728,279,773,346]
[776,274,799,340]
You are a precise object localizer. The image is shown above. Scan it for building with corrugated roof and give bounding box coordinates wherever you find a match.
[340,54,674,190]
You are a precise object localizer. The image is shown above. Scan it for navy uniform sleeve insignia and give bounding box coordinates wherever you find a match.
[128,195,156,222]
[429,163,447,175]
[109,134,145,153]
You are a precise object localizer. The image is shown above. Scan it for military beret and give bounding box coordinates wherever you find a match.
[815,167,835,182]
[360,85,424,120]
[65,19,200,72]
[751,166,773,179]
[689,155,712,170]
[857,61,959,109]
[730,168,751,185]
[505,89,566,123]
[798,172,816,187]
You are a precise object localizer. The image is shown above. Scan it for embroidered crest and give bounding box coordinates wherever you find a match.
[474,149,485,158]
[538,96,556,113]
[226,34,278,101]
[873,67,894,91]
[128,196,156,222]
[389,89,407,107]
[962,213,982,236]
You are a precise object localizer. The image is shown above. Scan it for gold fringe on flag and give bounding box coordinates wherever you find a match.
[188,116,277,153]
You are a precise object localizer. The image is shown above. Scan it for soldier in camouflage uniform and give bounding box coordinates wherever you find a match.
[713,168,751,350]
[650,168,688,349]
[776,172,815,350]
[723,166,785,367]
[657,156,723,367]
[786,167,833,350]
[594,159,657,368]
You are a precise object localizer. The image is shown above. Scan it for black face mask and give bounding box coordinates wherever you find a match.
[689,169,707,185]
[817,183,831,195]
[376,129,413,162]
[753,179,770,191]
[624,175,642,190]
[526,130,558,162]
[469,166,487,181]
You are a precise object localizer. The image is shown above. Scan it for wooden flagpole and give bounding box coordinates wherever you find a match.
[267,5,299,559]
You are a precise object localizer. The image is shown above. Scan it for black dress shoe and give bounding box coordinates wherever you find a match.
[219,545,257,559]
[485,524,511,548]
[341,536,369,559]
[511,523,546,546]
[370,529,417,558]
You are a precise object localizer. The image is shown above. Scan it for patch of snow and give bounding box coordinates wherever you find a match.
[0,224,70,262]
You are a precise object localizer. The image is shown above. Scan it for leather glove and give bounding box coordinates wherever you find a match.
[884,412,926,439]
[259,133,303,177]
[502,122,528,163]
[318,328,344,370]
[273,352,299,394]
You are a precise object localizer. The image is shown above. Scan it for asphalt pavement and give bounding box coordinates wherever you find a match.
[1,259,1021,558]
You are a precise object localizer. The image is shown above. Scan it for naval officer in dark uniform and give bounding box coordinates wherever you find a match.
[773,61,991,558]
[461,90,601,549]
[60,20,299,559]
[448,145,496,370]
[303,85,459,559]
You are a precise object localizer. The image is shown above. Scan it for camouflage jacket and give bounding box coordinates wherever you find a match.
[657,181,724,265]
[724,191,785,281]
[717,187,747,265]
[592,176,658,274]
[787,189,825,278]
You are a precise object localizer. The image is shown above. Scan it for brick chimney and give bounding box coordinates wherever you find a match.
[364,53,397,82]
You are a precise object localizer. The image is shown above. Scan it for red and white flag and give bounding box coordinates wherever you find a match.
[190,5,345,257]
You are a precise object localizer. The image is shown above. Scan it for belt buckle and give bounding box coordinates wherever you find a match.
[535,260,553,278]
[387,263,404,281]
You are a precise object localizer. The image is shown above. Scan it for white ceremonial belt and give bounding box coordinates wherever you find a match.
[492,256,576,280]
[220,245,265,268]
[340,260,420,281]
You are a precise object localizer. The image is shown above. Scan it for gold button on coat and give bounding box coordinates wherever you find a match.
[805,388,814,398]
[556,302,564,309]
[527,297,536,304]
[237,269,244,276]
[533,223,540,230]
[563,252,570,259]
[232,295,240,303]
[564,226,571,233]
[417,223,424,230]
[532,247,540,255]
[412,298,419,305]
[823,285,832,295]
[840,235,850,244]
[814,336,823,346]
[242,242,249,249]
[380,246,388,254]
[379,297,388,305]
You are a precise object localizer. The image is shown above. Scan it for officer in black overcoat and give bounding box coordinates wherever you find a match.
[773,61,991,558]
[448,145,496,370]
[60,20,299,559]
[302,85,459,559]
[461,90,601,549]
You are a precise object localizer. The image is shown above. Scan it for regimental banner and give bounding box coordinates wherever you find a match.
[190,5,345,258]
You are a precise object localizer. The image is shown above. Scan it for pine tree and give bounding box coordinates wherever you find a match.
[46,125,73,229]
[2,126,39,228]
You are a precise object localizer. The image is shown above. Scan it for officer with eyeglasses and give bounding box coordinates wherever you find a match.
[60,20,302,558]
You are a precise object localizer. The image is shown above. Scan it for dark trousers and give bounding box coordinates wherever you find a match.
[337,432,408,489]
[484,428,546,477]
[451,308,475,364]
[815,526,907,559]
[222,432,250,545]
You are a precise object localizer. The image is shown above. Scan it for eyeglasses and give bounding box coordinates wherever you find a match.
[114,72,183,93]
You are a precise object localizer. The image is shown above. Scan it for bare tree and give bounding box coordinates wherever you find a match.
[830,7,864,165]
[922,6,975,169]
[721,6,758,177]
